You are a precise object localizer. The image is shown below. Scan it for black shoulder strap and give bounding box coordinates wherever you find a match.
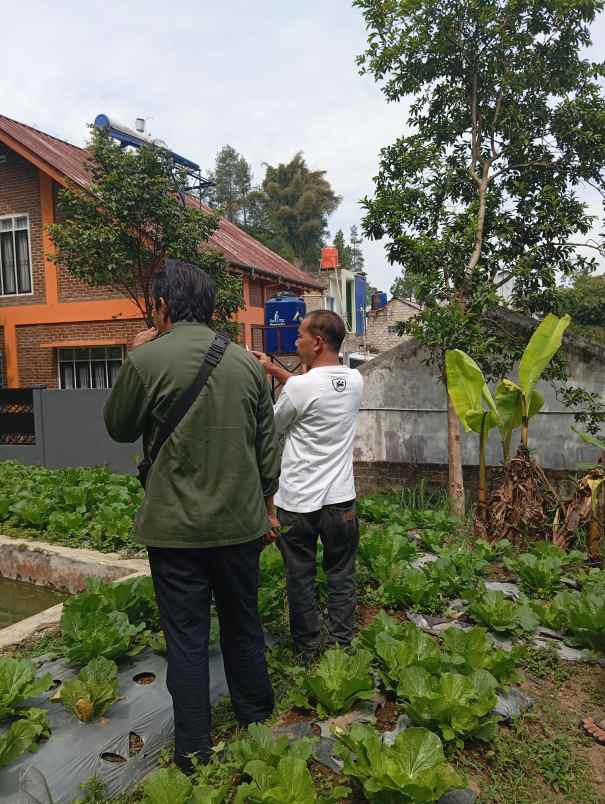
[150,333,230,464]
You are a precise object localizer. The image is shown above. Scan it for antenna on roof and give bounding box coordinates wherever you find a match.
[93,113,213,206]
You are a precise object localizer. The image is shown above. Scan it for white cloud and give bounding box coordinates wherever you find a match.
[1,0,603,292]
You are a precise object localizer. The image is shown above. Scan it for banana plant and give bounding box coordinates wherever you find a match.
[572,427,605,559]
[496,314,571,448]
[445,350,501,523]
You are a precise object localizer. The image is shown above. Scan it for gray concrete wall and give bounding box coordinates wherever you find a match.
[355,336,605,472]
[0,389,141,474]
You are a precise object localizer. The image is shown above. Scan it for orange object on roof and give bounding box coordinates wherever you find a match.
[321,247,339,270]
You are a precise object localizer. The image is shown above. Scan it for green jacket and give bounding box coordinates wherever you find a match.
[104,322,280,548]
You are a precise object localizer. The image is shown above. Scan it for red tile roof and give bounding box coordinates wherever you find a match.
[0,114,323,290]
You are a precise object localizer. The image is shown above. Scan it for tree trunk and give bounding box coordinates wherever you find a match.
[447,393,466,517]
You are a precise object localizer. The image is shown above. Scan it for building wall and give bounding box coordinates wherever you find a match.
[365,299,418,353]
[354,335,605,475]
[16,319,144,388]
[0,147,45,307]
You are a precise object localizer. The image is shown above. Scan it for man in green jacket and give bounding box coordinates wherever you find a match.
[104,259,279,772]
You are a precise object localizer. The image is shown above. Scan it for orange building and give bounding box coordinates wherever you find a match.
[0,115,322,389]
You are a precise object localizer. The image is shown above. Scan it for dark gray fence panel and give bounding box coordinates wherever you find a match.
[40,390,141,474]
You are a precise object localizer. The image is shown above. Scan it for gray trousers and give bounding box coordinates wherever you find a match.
[277,499,359,652]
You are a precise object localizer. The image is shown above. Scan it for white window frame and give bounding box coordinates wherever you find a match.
[57,346,125,390]
[0,213,34,297]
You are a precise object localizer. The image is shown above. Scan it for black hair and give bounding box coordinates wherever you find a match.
[305,310,346,351]
[152,259,215,324]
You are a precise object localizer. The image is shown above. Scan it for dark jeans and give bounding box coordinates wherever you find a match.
[148,539,274,772]
[277,499,359,654]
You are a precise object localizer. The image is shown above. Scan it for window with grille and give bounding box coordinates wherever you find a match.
[58,346,125,389]
[238,323,246,346]
[251,326,265,352]
[0,215,33,296]
[249,281,264,308]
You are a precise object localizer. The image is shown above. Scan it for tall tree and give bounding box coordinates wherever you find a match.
[557,273,605,344]
[355,0,605,515]
[349,225,365,273]
[49,127,243,329]
[261,152,341,268]
[204,145,253,225]
[334,229,352,270]
[391,271,422,302]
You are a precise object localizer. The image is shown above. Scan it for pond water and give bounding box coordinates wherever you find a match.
[0,576,66,628]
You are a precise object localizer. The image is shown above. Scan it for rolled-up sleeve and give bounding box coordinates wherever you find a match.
[255,377,281,497]
[104,358,149,443]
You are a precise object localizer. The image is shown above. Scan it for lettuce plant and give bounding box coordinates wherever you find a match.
[60,657,119,722]
[473,539,514,563]
[375,630,442,697]
[400,667,501,746]
[303,647,375,717]
[84,576,160,630]
[354,610,411,654]
[359,524,418,572]
[228,723,315,769]
[439,627,522,685]
[141,767,228,804]
[0,658,53,720]
[334,723,466,802]
[0,709,50,768]
[61,594,145,665]
[468,589,539,635]
[558,589,605,652]
[381,566,443,613]
[234,755,348,804]
[505,554,565,598]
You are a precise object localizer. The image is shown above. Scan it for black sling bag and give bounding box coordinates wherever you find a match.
[137,333,230,489]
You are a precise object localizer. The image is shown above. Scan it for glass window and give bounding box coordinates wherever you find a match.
[58,346,125,390]
[0,215,33,296]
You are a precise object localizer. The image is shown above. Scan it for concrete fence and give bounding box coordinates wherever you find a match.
[0,388,141,474]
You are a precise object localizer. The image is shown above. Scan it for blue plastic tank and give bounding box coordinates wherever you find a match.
[264,294,306,354]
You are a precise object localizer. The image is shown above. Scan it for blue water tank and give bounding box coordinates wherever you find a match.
[354,275,367,336]
[264,294,306,354]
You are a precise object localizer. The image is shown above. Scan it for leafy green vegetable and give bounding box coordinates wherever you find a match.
[402,668,501,746]
[359,524,418,572]
[473,539,514,563]
[84,576,160,630]
[375,630,442,696]
[0,717,47,767]
[439,627,522,685]
[141,767,229,804]
[354,610,413,654]
[505,554,565,598]
[228,723,315,769]
[529,542,585,567]
[427,549,487,597]
[0,657,53,720]
[60,657,119,721]
[61,594,145,664]
[468,589,539,635]
[334,723,466,802]
[381,566,443,613]
[303,647,375,717]
[558,589,605,652]
[234,756,319,804]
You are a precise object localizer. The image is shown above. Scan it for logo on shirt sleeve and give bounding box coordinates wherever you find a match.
[332,377,347,393]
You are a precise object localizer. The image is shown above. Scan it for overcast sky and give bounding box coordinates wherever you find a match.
[1,1,603,293]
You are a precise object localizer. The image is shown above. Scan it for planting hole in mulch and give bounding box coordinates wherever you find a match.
[100,752,127,764]
[50,679,62,690]
[129,732,145,756]
[133,672,156,685]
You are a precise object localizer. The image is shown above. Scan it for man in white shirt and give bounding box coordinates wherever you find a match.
[255,310,363,661]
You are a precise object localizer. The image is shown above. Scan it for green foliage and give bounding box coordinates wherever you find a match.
[234,755,345,804]
[354,610,411,654]
[0,462,142,553]
[440,627,522,685]
[355,0,605,427]
[505,554,566,598]
[557,274,605,345]
[375,631,442,697]
[48,126,242,327]
[203,144,253,225]
[334,723,466,802]
[60,593,145,665]
[228,723,315,770]
[553,588,605,652]
[0,712,50,768]
[468,589,540,635]
[0,658,53,720]
[59,657,119,721]
[333,229,352,271]
[84,576,160,630]
[258,544,287,626]
[473,539,514,563]
[359,524,418,575]
[302,647,375,717]
[141,767,229,804]
[401,667,501,746]
[380,565,443,613]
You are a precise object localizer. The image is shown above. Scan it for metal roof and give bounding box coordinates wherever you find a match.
[0,114,323,290]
